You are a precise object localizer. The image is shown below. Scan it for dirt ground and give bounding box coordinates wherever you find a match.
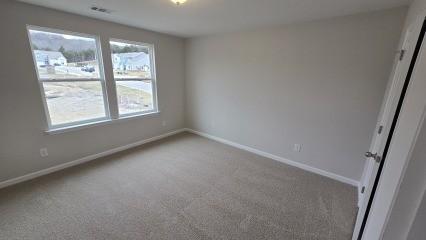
[43,81,153,125]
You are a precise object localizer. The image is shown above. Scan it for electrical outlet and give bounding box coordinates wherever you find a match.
[40,148,48,157]
[162,120,167,127]
[293,144,302,152]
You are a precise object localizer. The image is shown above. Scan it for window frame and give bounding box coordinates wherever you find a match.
[27,25,111,130]
[109,38,158,118]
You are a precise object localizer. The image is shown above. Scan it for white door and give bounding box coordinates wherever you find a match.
[352,19,424,240]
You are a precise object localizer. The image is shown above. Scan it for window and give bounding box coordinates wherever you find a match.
[27,26,159,132]
[110,39,157,116]
[28,26,109,128]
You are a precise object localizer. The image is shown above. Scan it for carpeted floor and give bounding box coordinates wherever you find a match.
[0,132,357,240]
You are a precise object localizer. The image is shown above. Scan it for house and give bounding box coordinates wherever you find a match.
[112,52,150,72]
[34,50,67,66]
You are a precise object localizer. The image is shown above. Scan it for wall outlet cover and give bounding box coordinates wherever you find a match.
[40,148,48,157]
[293,144,302,152]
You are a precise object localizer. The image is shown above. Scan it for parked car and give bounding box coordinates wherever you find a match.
[81,65,95,73]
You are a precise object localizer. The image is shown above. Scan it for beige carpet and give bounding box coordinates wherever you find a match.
[0,132,357,240]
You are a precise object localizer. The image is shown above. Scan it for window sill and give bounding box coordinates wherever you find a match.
[45,111,160,135]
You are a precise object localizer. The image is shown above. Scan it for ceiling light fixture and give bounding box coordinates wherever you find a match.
[171,0,187,5]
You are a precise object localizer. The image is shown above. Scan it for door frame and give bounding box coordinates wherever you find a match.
[353,19,417,239]
[359,18,418,207]
[357,16,417,210]
[356,15,426,240]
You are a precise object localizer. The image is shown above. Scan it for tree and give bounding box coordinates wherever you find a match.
[110,44,148,54]
[61,48,96,63]
[58,46,65,54]
[82,49,96,61]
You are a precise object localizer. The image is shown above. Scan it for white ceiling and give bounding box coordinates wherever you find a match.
[18,0,409,38]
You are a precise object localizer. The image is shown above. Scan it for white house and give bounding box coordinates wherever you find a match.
[34,50,67,66]
[111,52,150,72]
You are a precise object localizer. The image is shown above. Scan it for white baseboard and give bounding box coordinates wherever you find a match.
[0,129,186,189]
[0,127,359,198]
[185,128,359,187]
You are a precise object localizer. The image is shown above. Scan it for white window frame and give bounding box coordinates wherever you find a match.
[109,38,158,118]
[27,25,111,130]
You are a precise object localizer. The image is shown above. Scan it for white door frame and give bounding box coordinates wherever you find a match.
[358,14,426,240]
[352,15,421,239]
[352,14,421,240]
[358,20,415,209]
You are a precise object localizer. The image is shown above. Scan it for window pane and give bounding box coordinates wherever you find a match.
[110,41,152,79]
[43,82,106,125]
[28,29,101,80]
[116,80,154,115]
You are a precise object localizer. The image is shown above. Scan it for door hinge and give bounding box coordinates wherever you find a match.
[365,152,382,163]
[361,186,365,194]
[398,49,406,61]
[378,125,384,134]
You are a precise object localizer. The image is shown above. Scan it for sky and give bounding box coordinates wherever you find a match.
[29,29,94,41]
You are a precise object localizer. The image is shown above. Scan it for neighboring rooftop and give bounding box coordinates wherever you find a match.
[34,50,66,62]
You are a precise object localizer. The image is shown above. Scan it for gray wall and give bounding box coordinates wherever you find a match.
[383,118,426,240]
[402,0,426,31]
[0,0,185,182]
[185,8,406,181]
[408,191,426,240]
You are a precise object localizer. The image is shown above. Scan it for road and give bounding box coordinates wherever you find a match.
[56,66,98,78]
[116,81,152,93]
[53,66,152,94]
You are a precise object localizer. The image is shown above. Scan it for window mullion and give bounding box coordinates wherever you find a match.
[39,78,101,83]
[114,78,151,81]
[100,36,119,120]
